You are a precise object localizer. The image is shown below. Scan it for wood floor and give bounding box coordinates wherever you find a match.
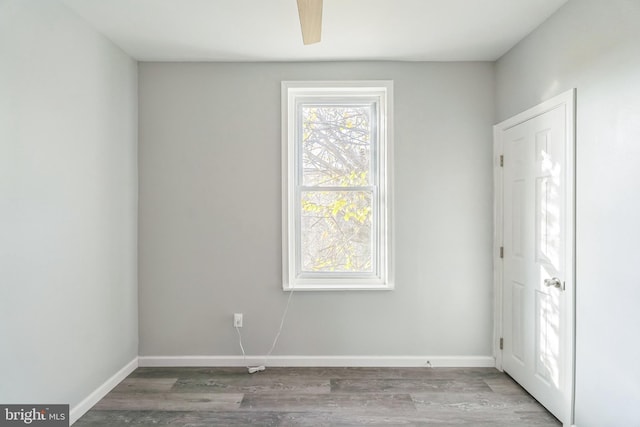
[75,367,560,426]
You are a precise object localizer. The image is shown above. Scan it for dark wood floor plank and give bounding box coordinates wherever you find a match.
[111,378,178,393]
[253,367,503,380]
[73,410,282,426]
[129,367,248,378]
[130,366,502,380]
[277,410,454,426]
[73,410,192,426]
[173,376,330,394]
[278,411,556,426]
[93,392,242,411]
[240,392,416,412]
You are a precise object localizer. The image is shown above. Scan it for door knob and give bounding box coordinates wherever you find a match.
[544,277,564,290]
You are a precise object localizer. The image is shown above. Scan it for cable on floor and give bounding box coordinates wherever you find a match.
[234,287,295,374]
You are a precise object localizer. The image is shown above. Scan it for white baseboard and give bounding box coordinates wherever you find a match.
[69,357,138,425]
[138,355,495,368]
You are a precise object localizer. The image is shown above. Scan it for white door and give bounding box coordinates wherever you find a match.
[496,90,575,425]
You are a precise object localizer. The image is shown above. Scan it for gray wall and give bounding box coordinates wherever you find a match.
[0,0,138,409]
[138,62,495,358]
[495,0,640,424]
[139,63,494,356]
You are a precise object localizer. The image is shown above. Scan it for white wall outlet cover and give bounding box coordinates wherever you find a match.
[233,313,243,328]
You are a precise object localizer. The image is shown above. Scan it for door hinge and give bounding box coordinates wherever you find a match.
[499,155,504,167]
[499,246,504,258]
[500,338,504,350]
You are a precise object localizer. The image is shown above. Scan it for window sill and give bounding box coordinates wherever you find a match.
[283,282,394,291]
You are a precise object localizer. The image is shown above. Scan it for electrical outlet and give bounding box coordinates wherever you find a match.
[233,313,243,328]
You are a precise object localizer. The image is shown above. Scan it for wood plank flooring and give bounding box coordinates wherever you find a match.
[75,367,561,426]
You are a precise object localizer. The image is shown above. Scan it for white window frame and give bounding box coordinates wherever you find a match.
[282,81,394,291]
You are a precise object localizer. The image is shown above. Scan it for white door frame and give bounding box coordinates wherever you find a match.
[493,89,576,425]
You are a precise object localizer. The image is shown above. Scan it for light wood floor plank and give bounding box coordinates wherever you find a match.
[412,391,557,424]
[331,378,492,393]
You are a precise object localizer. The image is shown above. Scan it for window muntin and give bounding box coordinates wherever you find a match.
[283,82,393,290]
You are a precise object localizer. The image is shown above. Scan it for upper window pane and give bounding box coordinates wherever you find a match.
[301,104,373,187]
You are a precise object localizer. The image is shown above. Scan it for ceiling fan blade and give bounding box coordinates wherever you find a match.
[296,0,322,45]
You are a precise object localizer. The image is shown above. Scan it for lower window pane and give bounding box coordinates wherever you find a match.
[300,191,373,273]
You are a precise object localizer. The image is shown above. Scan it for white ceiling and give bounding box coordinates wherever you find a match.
[62,0,568,62]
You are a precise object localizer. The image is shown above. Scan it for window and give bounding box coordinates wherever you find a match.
[282,81,393,290]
